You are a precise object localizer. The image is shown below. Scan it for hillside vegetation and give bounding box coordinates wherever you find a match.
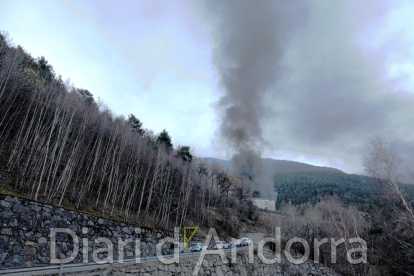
[0,32,259,237]
[272,170,414,275]
[205,157,342,174]
[274,171,375,210]
[274,171,414,211]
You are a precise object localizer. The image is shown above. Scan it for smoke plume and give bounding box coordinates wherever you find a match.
[204,1,309,196]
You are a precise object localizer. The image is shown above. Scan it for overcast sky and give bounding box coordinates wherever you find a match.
[1,0,414,178]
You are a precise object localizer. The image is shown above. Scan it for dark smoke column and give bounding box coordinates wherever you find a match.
[205,0,308,195]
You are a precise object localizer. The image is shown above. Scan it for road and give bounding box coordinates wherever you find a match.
[0,246,254,276]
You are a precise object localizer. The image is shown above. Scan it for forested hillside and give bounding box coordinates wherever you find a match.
[274,170,414,211]
[205,157,342,174]
[0,32,257,237]
[274,171,375,210]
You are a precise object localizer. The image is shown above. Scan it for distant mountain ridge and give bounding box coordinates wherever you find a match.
[203,157,343,175]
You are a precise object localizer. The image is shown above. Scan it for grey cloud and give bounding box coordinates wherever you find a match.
[262,0,414,182]
[201,0,414,184]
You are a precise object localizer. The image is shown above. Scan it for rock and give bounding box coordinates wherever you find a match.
[42,212,51,220]
[1,236,10,242]
[0,252,8,264]
[216,266,224,276]
[10,218,18,227]
[13,245,22,254]
[69,223,80,234]
[1,228,12,235]
[88,220,94,227]
[59,220,69,228]
[12,257,23,268]
[24,241,36,246]
[98,218,105,224]
[38,237,47,244]
[58,208,65,213]
[13,229,23,237]
[34,219,43,232]
[31,205,41,212]
[13,204,24,213]
[122,227,132,235]
[70,211,77,220]
[0,241,9,252]
[0,200,10,208]
[61,242,67,253]
[167,264,176,272]
[1,209,11,219]
[38,256,49,263]
[25,246,36,255]
[12,197,21,203]
[203,259,209,268]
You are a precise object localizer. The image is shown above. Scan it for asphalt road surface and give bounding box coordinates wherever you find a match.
[0,245,255,276]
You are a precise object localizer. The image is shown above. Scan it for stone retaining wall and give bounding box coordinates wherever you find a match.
[0,194,204,269]
[81,251,340,276]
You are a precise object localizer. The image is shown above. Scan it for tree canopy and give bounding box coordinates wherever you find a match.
[157,129,173,150]
[176,146,193,163]
[128,114,145,135]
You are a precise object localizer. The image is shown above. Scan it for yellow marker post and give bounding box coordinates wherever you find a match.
[184,227,199,248]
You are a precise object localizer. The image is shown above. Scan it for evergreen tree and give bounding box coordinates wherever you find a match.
[76,88,95,105]
[37,56,55,81]
[176,146,193,163]
[157,129,173,151]
[128,114,145,135]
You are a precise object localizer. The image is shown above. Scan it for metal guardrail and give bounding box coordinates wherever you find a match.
[0,247,247,276]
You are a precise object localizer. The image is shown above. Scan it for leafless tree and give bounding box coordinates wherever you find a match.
[363,135,414,223]
[0,33,263,241]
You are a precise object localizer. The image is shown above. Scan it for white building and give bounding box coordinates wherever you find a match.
[252,198,276,212]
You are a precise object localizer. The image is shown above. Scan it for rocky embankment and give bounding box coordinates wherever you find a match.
[80,251,340,276]
[0,194,204,269]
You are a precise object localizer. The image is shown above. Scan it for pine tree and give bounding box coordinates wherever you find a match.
[76,88,95,105]
[157,129,173,151]
[37,56,55,81]
[176,146,193,163]
[128,114,145,135]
